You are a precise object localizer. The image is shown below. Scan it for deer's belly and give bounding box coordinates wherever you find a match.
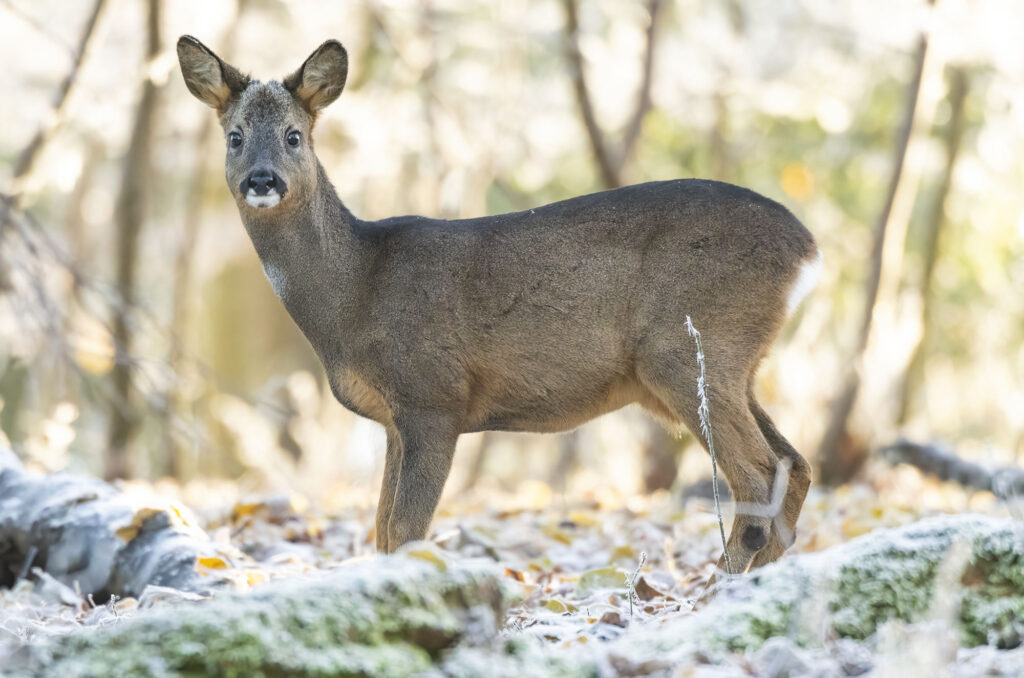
[464,372,643,434]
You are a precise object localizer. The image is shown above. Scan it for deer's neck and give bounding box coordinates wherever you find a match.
[239,162,367,364]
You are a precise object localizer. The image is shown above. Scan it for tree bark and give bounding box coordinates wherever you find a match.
[0,0,106,457]
[9,0,107,200]
[106,0,162,480]
[817,0,936,485]
[562,0,664,188]
[561,1,671,490]
[896,67,969,425]
[164,1,250,479]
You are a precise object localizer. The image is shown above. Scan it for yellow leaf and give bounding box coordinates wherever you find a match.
[781,163,814,201]
[578,567,627,594]
[610,545,635,563]
[567,511,599,527]
[231,502,262,519]
[115,507,164,542]
[406,548,447,572]
[545,599,577,613]
[841,519,873,539]
[198,556,229,570]
[541,524,572,545]
[245,570,267,587]
[505,568,526,582]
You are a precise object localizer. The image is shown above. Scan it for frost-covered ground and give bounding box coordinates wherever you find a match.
[2,460,1022,676]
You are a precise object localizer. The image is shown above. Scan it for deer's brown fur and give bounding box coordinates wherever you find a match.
[177,36,820,573]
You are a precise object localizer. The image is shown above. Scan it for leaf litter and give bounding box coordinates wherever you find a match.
[1,458,1021,675]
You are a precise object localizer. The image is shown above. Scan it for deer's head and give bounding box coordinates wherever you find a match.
[176,36,347,212]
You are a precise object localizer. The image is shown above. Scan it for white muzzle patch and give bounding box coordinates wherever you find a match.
[245,189,281,208]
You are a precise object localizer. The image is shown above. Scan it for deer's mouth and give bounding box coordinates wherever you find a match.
[245,189,283,208]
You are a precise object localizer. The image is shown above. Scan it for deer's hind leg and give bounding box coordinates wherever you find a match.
[639,355,779,576]
[748,392,811,569]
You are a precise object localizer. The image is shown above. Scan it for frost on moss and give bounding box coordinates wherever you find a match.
[614,514,1023,663]
[10,556,516,678]
[8,515,1021,677]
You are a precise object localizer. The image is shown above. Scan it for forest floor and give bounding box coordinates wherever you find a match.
[1,460,1021,676]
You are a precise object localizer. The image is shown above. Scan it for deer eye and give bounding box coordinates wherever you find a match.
[286,130,301,147]
[228,131,242,149]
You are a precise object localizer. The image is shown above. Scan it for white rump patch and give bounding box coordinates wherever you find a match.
[786,249,823,315]
[245,189,281,208]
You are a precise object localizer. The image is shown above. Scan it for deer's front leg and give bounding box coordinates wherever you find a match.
[375,430,402,553]
[387,412,459,550]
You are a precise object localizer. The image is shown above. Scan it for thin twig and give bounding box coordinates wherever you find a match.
[625,550,647,619]
[685,315,731,575]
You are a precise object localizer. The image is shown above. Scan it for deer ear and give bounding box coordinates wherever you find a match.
[284,40,348,113]
[177,35,249,112]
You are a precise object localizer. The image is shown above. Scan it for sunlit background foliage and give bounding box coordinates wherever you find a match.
[0,0,1022,509]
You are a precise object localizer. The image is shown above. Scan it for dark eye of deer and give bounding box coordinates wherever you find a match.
[228,131,242,149]
[287,130,301,147]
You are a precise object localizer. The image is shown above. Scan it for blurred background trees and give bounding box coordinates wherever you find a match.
[1,0,1022,505]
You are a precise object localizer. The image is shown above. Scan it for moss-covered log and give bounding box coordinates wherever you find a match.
[6,508,1021,677]
[608,513,1023,670]
[8,556,522,678]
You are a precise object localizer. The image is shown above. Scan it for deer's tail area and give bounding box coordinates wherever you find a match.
[785,247,823,317]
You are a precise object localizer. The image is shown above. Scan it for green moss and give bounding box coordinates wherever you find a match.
[612,514,1023,665]
[10,515,1020,676]
[12,557,515,678]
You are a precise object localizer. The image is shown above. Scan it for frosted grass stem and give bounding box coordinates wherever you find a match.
[685,315,732,575]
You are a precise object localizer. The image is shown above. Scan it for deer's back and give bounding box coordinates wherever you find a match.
[339,179,814,432]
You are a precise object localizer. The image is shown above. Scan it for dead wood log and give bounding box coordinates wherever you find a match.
[880,439,1024,500]
[0,450,242,599]
[817,0,938,485]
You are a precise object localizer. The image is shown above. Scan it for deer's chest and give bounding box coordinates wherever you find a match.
[328,369,395,428]
[262,261,289,301]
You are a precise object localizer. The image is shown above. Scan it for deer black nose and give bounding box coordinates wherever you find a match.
[247,170,277,196]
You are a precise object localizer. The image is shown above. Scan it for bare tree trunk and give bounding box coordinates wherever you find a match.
[562,0,664,188]
[561,0,671,490]
[563,0,618,188]
[163,119,212,479]
[551,430,582,492]
[897,67,968,425]
[9,0,107,199]
[164,1,249,479]
[708,89,732,182]
[817,0,935,485]
[1,1,106,453]
[641,419,684,492]
[458,432,495,493]
[106,0,162,480]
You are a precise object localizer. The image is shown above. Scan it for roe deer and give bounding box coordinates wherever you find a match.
[177,36,822,574]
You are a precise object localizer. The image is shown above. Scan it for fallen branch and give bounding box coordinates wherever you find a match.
[880,438,1024,500]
